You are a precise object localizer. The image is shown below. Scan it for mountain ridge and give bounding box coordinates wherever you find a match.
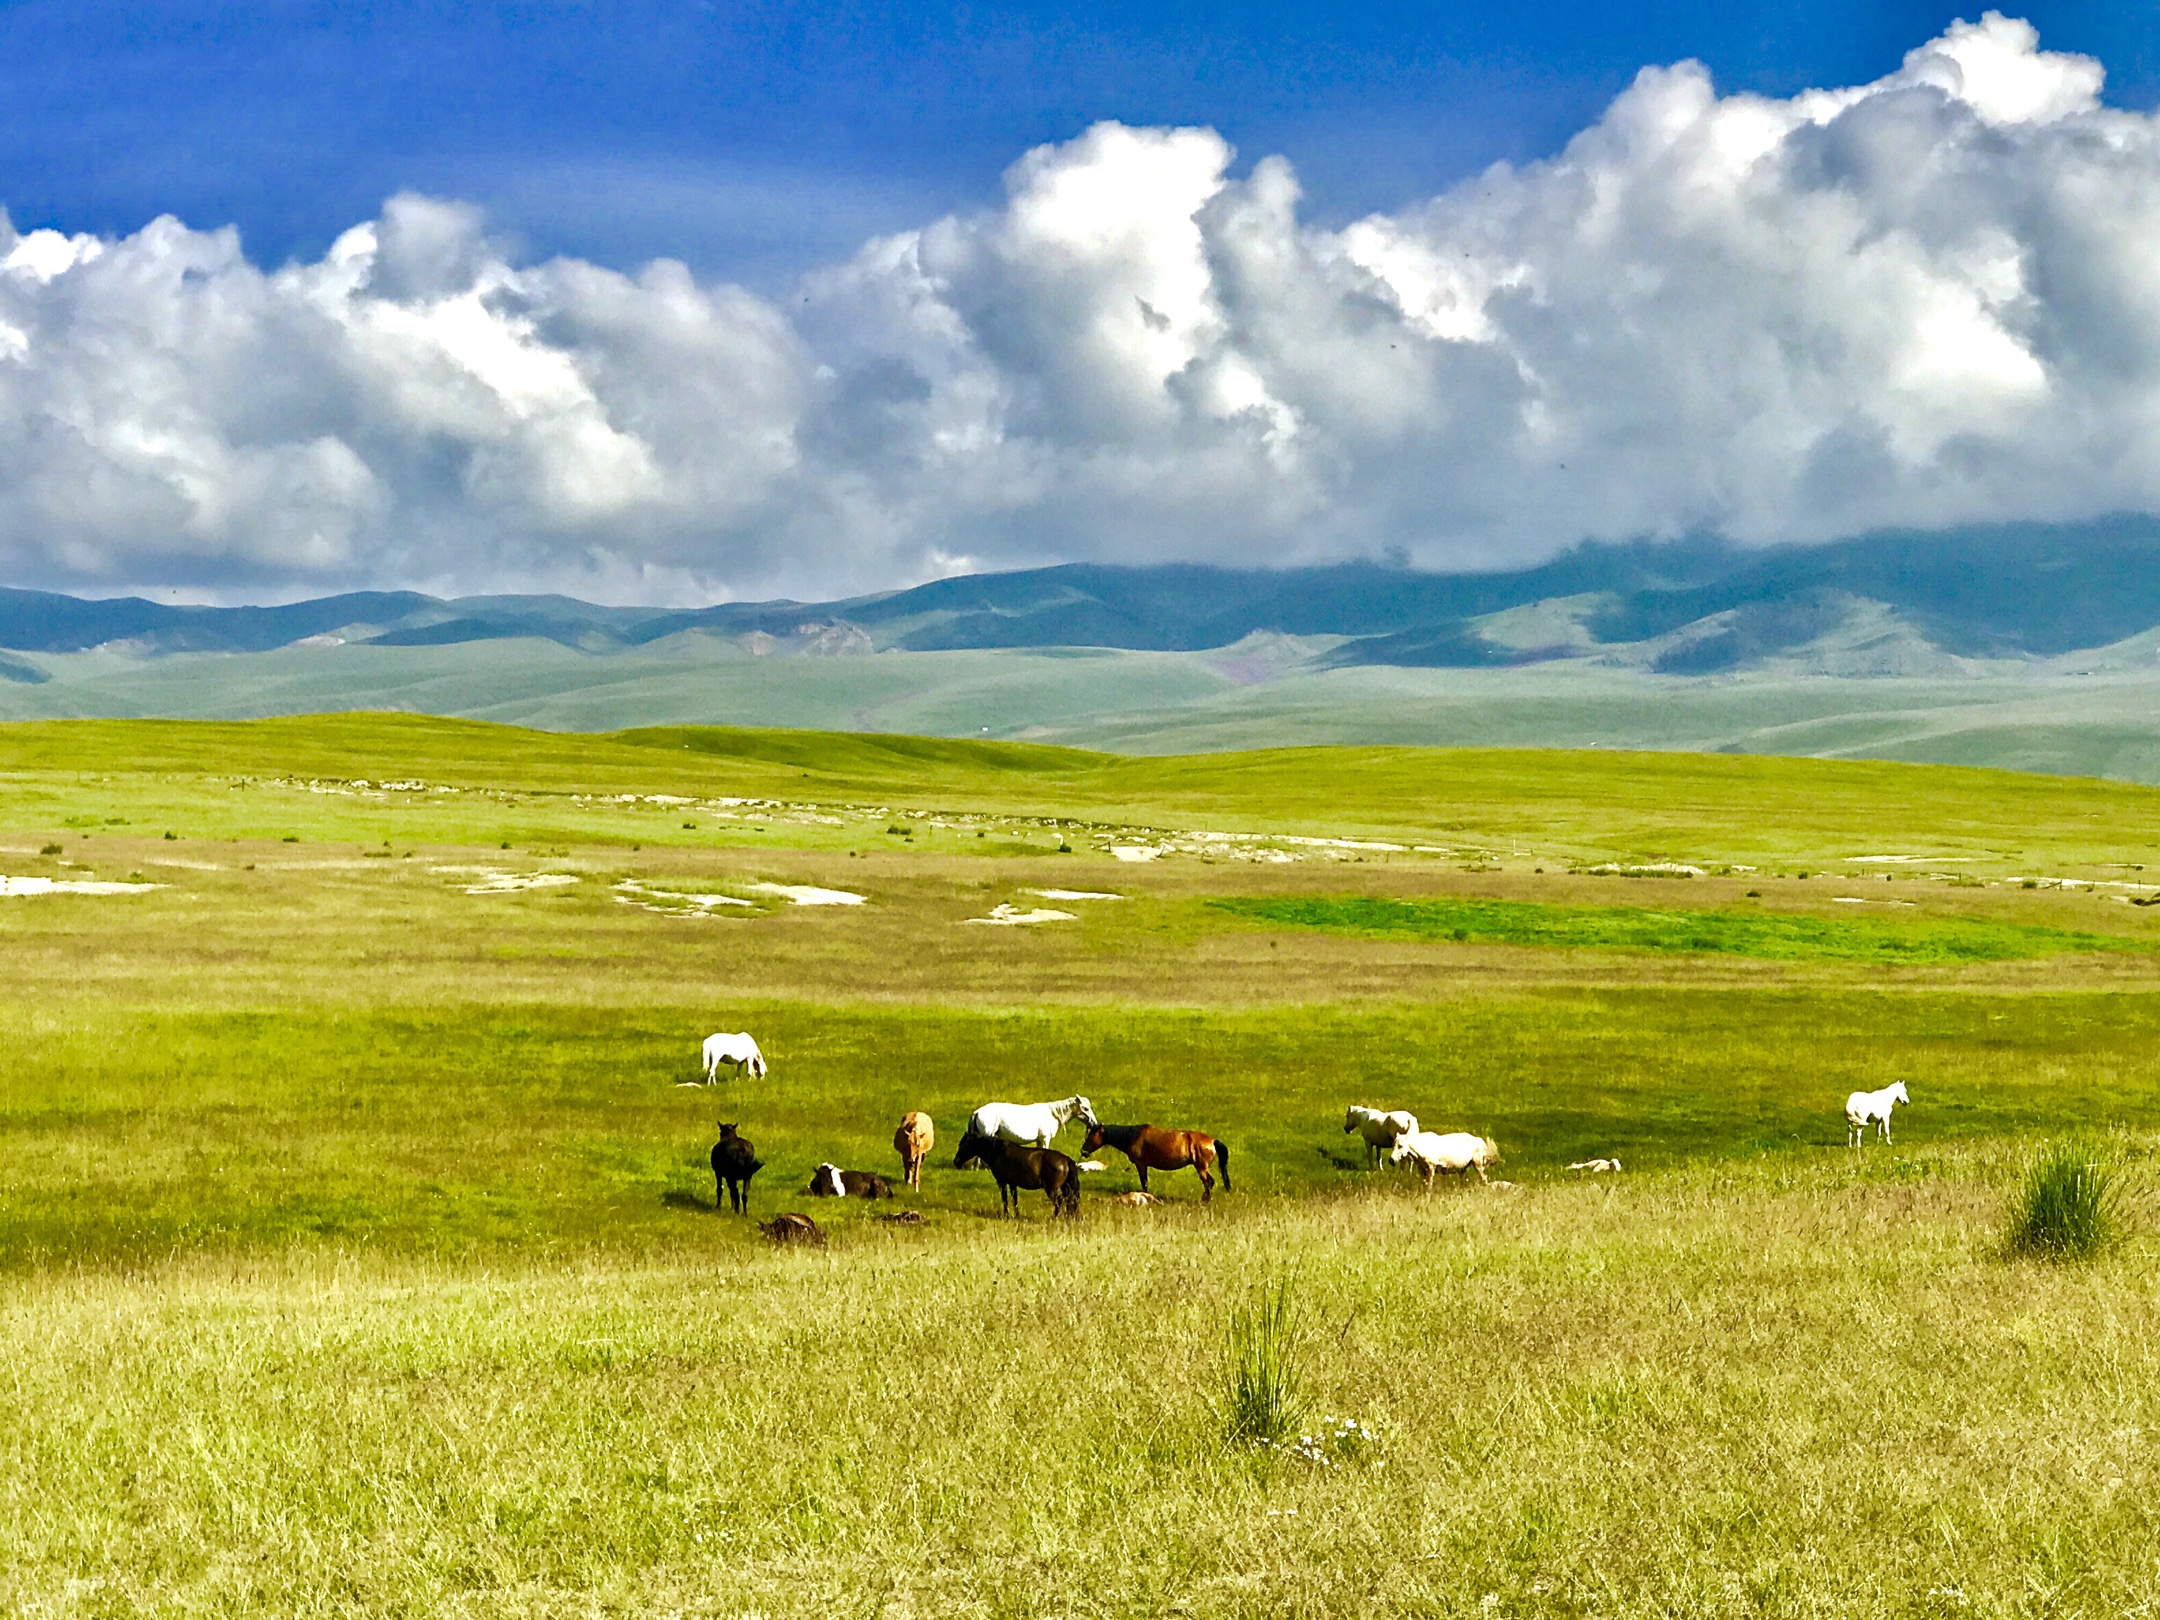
[10,518,2160,672]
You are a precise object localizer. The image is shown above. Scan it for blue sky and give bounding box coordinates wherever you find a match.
[5,4,2160,599]
[2,1,2145,288]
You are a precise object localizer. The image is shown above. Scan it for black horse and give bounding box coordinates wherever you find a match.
[953,1130,1081,1219]
[712,1122,763,1214]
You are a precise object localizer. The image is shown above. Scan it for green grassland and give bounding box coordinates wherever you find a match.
[6,717,2160,1615]
[1211,894,2158,963]
[16,632,2160,785]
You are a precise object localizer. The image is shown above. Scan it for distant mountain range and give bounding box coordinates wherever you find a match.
[12,516,2160,673]
[13,521,2160,784]
[9,519,2160,680]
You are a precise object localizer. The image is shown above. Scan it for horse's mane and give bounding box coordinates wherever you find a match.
[1092,1122,1147,1149]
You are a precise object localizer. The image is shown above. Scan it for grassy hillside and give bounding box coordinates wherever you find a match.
[14,634,2160,786]
[8,710,2160,873]
[5,716,2160,1614]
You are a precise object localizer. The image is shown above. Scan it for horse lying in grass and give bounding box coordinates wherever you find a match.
[1846,1082,1910,1147]
[953,1131,1082,1219]
[760,1212,824,1246]
[1082,1121,1230,1204]
[1389,1130,1500,1190]
[1344,1105,1419,1168]
[710,1123,763,1214]
[966,1095,1096,1149]
[807,1163,894,1199]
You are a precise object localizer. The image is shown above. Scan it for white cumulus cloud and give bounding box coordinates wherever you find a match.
[3,12,2159,600]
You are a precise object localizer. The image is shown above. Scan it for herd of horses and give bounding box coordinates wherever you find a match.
[700,1085,1234,1223]
[688,1034,1468,1225]
[689,1033,1920,1226]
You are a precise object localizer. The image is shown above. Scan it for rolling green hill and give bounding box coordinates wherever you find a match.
[11,524,2160,781]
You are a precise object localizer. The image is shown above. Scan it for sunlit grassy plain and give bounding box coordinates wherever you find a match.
[6,715,2160,1616]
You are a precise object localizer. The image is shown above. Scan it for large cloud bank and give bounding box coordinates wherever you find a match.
[2,13,2154,599]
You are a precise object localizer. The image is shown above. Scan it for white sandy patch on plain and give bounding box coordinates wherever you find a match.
[964,903,1077,926]
[613,879,755,916]
[746,883,864,906]
[143,859,222,871]
[444,869,579,895]
[1029,889,1123,901]
[1109,846,1161,862]
[0,876,162,896]
[1849,854,1975,863]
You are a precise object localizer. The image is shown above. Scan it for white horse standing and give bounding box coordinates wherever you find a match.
[1389,1130,1500,1189]
[692,1032,767,1085]
[1845,1082,1909,1146]
[1344,1105,1420,1169]
[966,1095,1097,1148]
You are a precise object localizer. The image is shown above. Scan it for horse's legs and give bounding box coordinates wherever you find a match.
[1136,1163,1150,1194]
[1198,1165,1213,1204]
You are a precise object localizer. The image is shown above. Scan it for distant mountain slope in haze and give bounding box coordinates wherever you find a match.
[0,589,439,654]
[7,518,2160,671]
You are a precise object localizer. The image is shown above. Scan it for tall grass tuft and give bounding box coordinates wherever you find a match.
[1218,1274,1306,1448]
[2007,1141,2122,1260]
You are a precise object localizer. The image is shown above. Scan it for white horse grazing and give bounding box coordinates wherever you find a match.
[693,1032,767,1085]
[1845,1082,1909,1146]
[1344,1105,1420,1168]
[965,1095,1097,1148]
[1389,1130,1500,1189]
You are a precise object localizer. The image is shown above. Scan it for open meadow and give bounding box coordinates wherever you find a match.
[4,716,2160,1617]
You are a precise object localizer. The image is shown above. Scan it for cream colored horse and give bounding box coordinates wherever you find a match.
[693,1031,766,1084]
[1845,1082,1908,1146]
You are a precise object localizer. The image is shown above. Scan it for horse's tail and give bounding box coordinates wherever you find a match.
[1215,1139,1230,1192]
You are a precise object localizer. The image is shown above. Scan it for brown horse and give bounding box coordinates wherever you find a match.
[1082,1121,1230,1204]
[953,1131,1082,1219]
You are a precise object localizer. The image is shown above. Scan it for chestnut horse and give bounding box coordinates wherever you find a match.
[1082,1121,1231,1204]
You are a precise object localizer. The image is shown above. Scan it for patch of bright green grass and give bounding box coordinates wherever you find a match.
[1212,894,2152,962]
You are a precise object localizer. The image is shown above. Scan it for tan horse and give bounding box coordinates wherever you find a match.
[893,1111,935,1190]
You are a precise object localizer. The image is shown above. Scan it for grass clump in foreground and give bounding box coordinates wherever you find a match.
[1219,1274,1306,1448]
[2008,1141,2124,1259]
[1213,894,2152,963]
